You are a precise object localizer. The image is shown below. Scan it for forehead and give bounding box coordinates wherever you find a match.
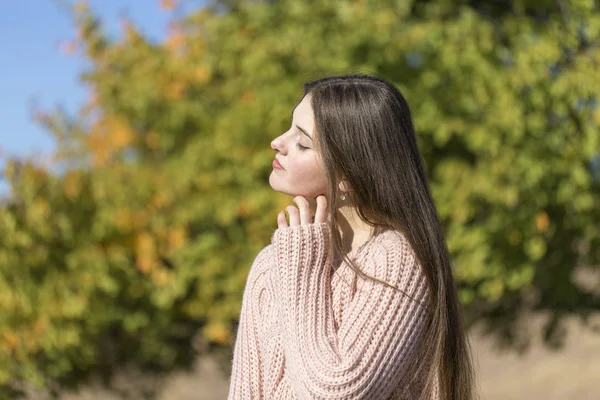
[292,94,315,128]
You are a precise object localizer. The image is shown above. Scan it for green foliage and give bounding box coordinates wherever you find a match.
[1,0,599,394]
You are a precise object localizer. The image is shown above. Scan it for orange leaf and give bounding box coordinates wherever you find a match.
[237,200,252,217]
[192,66,212,83]
[72,0,89,13]
[160,0,176,10]
[536,211,549,233]
[241,90,256,104]
[204,322,231,345]
[133,211,148,229]
[165,81,186,100]
[136,256,155,274]
[2,332,19,351]
[110,120,135,149]
[165,31,185,50]
[136,232,155,255]
[150,192,169,209]
[59,40,77,55]
[151,268,171,286]
[145,132,161,149]
[33,319,48,336]
[168,227,187,250]
[63,172,82,199]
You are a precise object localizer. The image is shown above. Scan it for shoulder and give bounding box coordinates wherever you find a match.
[362,229,418,273]
[252,243,275,271]
[359,229,430,308]
[246,243,275,284]
[255,243,275,264]
[377,229,417,264]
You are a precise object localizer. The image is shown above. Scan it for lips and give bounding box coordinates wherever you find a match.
[272,158,284,170]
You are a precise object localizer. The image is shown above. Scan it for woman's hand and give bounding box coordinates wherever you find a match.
[277,195,327,228]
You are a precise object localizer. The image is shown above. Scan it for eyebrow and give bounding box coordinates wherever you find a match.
[290,109,312,140]
[295,124,312,141]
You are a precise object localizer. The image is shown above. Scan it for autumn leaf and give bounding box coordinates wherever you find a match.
[536,211,550,233]
[159,0,176,11]
[59,40,77,55]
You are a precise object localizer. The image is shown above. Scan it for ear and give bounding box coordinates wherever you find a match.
[338,179,351,192]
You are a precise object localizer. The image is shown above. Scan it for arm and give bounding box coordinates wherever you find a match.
[228,246,273,400]
[271,223,430,399]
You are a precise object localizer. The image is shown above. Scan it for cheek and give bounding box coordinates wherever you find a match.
[291,158,328,189]
[269,154,329,197]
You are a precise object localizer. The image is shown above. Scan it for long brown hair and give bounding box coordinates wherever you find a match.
[303,74,475,399]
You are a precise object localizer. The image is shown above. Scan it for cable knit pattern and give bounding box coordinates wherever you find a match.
[228,222,437,399]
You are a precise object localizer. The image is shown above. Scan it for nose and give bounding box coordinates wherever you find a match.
[271,134,287,154]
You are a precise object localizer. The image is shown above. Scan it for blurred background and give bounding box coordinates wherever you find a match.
[0,0,599,399]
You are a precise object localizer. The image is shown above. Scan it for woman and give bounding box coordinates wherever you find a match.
[228,75,475,399]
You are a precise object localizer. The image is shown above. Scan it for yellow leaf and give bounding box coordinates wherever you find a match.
[150,192,170,209]
[192,66,212,83]
[168,227,187,250]
[594,109,600,127]
[86,117,135,166]
[32,199,50,219]
[535,211,549,233]
[136,255,155,274]
[63,172,82,199]
[115,209,133,230]
[106,117,135,149]
[120,17,140,41]
[86,129,111,167]
[204,322,231,344]
[136,232,155,255]
[2,332,19,351]
[166,81,186,100]
[151,268,171,286]
[237,200,252,217]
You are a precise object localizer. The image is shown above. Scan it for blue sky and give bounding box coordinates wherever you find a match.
[0,0,201,193]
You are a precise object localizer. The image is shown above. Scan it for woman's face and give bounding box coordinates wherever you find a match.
[269,94,329,199]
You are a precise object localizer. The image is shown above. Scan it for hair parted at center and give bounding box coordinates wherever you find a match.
[301,74,476,400]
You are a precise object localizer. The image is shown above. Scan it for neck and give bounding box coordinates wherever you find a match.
[334,205,376,254]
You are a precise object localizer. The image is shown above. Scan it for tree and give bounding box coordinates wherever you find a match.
[1,0,598,395]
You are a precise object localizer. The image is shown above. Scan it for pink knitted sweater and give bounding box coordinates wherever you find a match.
[228,222,437,399]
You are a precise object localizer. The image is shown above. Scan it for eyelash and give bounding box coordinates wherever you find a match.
[296,143,309,151]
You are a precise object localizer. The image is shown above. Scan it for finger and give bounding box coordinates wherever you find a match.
[305,196,318,215]
[285,205,300,226]
[277,210,287,228]
[314,195,328,223]
[292,196,311,225]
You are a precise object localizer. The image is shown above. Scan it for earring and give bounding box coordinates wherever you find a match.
[340,192,346,201]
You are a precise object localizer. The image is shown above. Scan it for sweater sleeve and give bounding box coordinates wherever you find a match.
[228,245,273,400]
[271,222,430,399]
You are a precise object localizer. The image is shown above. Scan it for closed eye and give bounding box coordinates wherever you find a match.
[296,143,309,151]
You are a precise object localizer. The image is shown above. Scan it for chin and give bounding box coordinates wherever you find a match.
[269,174,287,194]
[268,176,296,197]
[268,172,279,191]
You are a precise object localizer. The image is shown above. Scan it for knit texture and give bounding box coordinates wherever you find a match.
[228,222,438,399]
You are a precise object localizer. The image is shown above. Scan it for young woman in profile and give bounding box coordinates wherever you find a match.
[228,74,475,400]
